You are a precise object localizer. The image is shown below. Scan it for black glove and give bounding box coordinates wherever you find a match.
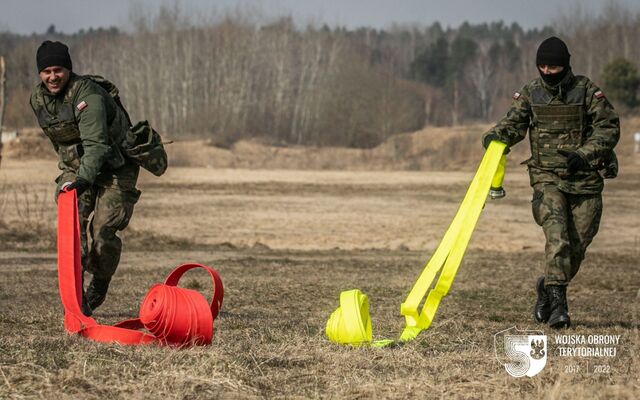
[60,177,91,197]
[558,150,589,174]
[483,133,502,149]
[482,132,510,154]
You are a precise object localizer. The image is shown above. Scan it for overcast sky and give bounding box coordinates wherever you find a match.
[1,0,639,35]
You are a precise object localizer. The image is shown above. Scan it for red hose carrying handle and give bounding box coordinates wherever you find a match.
[57,190,224,346]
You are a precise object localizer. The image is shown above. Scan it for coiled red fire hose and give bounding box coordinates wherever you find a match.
[57,190,224,346]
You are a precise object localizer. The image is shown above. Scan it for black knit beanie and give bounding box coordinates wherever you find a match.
[536,37,571,86]
[536,36,570,67]
[36,41,72,72]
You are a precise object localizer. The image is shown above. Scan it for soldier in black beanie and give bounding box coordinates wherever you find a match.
[36,40,73,95]
[31,40,147,317]
[481,36,620,329]
[37,40,72,73]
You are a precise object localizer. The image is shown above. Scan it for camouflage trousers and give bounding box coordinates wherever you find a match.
[56,162,141,280]
[531,183,602,286]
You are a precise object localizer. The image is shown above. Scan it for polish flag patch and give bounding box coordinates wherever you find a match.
[512,92,521,100]
[594,90,605,99]
[76,101,88,111]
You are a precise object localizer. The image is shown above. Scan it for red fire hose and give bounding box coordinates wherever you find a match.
[57,190,224,346]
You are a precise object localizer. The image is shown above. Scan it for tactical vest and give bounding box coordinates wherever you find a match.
[529,80,587,169]
[32,75,130,170]
[33,76,85,145]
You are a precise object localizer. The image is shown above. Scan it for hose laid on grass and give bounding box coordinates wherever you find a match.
[57,190,224,346]
[326,141,507,346]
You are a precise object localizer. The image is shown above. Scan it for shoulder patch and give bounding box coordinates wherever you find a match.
[594,90,605,99]
[512,92,521,100]
[76,101,88,112]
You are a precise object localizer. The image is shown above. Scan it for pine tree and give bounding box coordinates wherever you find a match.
[602,59,640,108]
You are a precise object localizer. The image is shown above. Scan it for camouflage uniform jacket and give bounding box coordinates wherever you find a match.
[29,73,130,184]
[483,70,620,194]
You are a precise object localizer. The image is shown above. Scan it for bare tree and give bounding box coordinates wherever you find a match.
[467,44,494,121]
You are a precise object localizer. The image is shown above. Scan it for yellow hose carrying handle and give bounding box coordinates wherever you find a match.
[326,141,507,346]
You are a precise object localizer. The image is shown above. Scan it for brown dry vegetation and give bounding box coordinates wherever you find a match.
[1,122,639,399]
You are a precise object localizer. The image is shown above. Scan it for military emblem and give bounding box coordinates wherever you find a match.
[513,92,521,100]
[494,326,547,377]
[594,90,605,99]
[76,101,88,111]
[530,338,546,360]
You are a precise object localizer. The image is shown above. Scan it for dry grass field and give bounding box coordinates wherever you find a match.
[1,124,639,398]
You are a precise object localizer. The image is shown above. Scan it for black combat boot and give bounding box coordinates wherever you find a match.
[533,276,551,323]
[81,292,93,317]
[85,277,111,311]
[80,272,92,316]
[547,285,571,329]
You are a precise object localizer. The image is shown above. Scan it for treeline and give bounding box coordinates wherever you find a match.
[1,2,639,148]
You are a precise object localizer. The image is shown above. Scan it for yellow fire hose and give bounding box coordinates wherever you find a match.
[326,141,507,346]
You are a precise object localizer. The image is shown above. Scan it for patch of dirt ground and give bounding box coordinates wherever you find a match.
[0,249,638,399]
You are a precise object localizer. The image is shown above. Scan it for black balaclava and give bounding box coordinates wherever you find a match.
[536,36,570,87]
[36,40,72,72]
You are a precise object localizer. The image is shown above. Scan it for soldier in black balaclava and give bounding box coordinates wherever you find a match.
[481,37,620,329]
[535,36,571,86]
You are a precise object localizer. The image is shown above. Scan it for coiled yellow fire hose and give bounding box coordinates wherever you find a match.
[326,141,507,346]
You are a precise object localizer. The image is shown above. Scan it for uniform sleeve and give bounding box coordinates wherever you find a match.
[482,86,532,148]
[575,82,620,167]
[74,82,112,183]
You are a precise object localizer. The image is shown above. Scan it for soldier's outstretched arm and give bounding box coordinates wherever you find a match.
[575,83,620,168]
[482,86,531,150]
